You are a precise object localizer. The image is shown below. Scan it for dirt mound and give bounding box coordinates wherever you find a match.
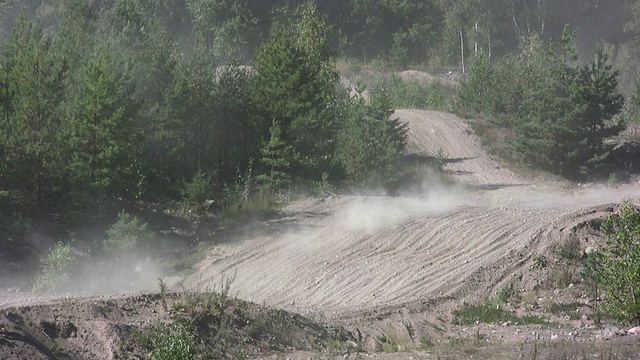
[0,292,354,359]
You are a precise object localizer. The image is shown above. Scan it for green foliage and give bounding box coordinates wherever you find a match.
[221,162,280,224]
[250,2,341,181]
[32,242,76,294]
[0,16,69,205]
[587,202,640,324]
[452,300,547,326]
[626,79,640,124]
[334,94,408,189]
[457,55,493,113]
[497,283,519,304]
[311,172,336,196]
[457,33,624,179]
[553,236,582,261]
[104,210,151,252]
[66,44,139,197]
[372,74,450,111]
[419,335,434,348]
[181,171,212,206]
[530,255,548,271]
[544,302,584,320]
[187,0,259,63]
[257,121,293,190]
[148,324,196,360]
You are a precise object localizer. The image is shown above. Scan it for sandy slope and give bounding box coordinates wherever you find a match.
[184,110,640,317]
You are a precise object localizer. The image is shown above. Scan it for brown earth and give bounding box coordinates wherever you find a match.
[2,110,640,359]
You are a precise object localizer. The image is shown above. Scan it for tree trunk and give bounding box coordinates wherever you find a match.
[460,26,465,73]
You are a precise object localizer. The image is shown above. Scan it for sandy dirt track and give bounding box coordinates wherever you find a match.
[184,110,640,317]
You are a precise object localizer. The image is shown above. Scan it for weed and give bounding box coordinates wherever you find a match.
[172,248,207,274]
[607,173,619,188]
[311,172,336,197]
[148,323,196,360]
[378,333,400,352]
[547,266,578,289]
[544,302,583,320]
[521,291,538,309]
[158,278,167,308]
[473,329,489,346]
[530,255,548,271]
[419,335,434,348]
[425,320,445,333]
[104,210,151,252]
[446,335,468,346]
[370,73,455,111]
[553,236,581,262]
[452,300,547,326]
[181,171,213,212]
[32,242,76,294]
[497,283,519,304]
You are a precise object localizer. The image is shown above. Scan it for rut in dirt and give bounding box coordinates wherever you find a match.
[183,110,640,316]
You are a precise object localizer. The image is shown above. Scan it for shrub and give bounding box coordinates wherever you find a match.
[181,171,212,207]
[32,242,76,294]
[587,202,640,324]
[149,324,196,360]
[104,210,151,252]
[452,300,546,326]
[554,236,581,261]
[371,74,451,111]
[311,172,336,196]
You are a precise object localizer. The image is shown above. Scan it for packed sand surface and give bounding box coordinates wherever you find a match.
[184,110,640,315]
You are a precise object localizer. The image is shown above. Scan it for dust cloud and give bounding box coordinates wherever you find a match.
[337,184,467,234]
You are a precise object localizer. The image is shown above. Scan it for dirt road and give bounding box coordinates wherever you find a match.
[184,110,640,317]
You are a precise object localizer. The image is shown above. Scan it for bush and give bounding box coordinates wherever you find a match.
[452,300,546,326]
[181,171,212,207]
[554,236,581,261]
[587,202,640,324]
[104,210,151,252]
[32,242,76,294]
[371,74,451,111]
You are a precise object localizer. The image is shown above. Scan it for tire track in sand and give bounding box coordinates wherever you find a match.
[185,110,640,315]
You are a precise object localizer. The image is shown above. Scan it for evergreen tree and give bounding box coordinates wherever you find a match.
[257,120,293,190]
[334,89,408,188]
[250,2,340,182]
[186,0,259,64]
[0,16,68,207]
[573,48,624,171]
[66,45,139,198]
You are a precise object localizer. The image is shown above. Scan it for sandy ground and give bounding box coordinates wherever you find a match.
[3,110,640,359]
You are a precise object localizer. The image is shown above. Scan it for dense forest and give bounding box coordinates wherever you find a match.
[0,0,639,217]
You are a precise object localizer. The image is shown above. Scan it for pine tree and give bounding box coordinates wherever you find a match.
[257,121,293,190]
[250,2,340,182]
[0,16,68,208]
[66,45,139,198]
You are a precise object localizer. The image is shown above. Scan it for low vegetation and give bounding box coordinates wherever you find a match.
[457,33,624,181]
[585,202,640,325]
[31,242,76,294]
[452,300,547,326]
[134,277,356,359]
